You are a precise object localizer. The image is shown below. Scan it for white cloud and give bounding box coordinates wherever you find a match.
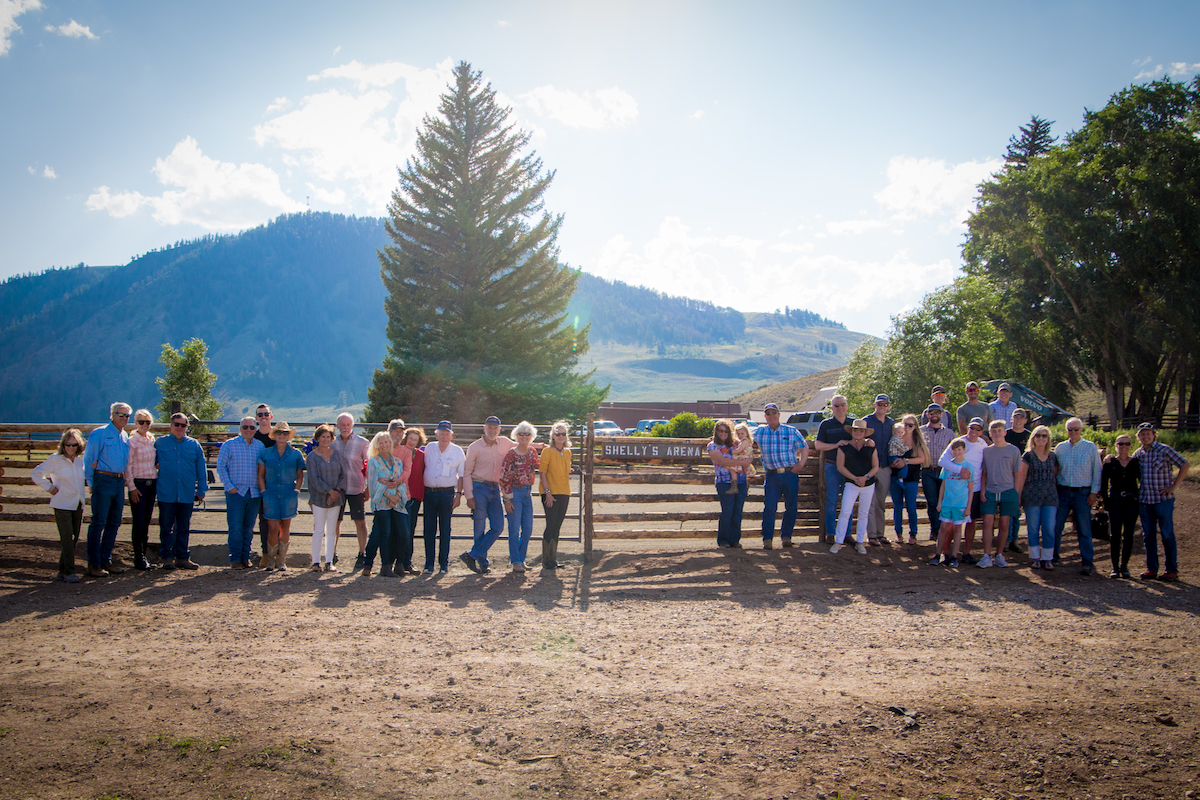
[0,0,42,56]
[1133,56,1152,67]
[1135,63,1163,80]
[305,183,346,205]
[873,155,1001,223]
[86,136,303,229]
[332,45,341,56]
[265,96,289,113]
[519,85,638,129]
[496,19,511,27]
[1170,61,1200,76]
[690,109,704,121]
[255,58,454,209]
[824,219,892,236]
[44,19,97,39]
[1136,60,1200,80]
[42,164,55,178]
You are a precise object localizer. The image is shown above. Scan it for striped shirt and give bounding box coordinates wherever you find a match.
[920,423,956,465]
[1132,440,1188,504]
[753,423,807,471]
[216,435,264,497]
[1054,438,1102,493]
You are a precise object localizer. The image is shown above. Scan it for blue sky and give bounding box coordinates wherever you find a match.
[3,0,1198,338]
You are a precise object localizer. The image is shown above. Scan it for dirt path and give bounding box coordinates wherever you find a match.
[1,487,1197,800]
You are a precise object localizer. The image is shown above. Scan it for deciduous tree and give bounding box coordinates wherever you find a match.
[156,338,224,427]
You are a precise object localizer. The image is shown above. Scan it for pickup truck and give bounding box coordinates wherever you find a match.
[592,420,626,438]
[626,419,670,435]
[785,411,847,438]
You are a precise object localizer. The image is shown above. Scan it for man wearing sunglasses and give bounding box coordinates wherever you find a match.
[217,417,266,568]
[154,413,208,570]
[1052,417,1102,576]
[252,404,275,564]
[1132,423,1189,581]
[82,401,133,577]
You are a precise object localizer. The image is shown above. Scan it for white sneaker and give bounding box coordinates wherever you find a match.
[994,552,1008,568]
[977,553,994,568]
[512,562,526,573]
[854,543,867,555]
[829,544,842,554]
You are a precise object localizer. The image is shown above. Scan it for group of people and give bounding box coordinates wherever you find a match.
[32,402,575,582]
[707,382,1189,582]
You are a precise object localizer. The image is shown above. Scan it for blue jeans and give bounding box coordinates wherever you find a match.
[423,488,455,571]
[716,480,747,547]
[158,501,194,562]
[1053,486,1095,567]
[1024,505,1056,561]
[762,469,799,543]
[920,468,942,538]
[364,507,408,569]
[403,498,422,569]
[1140,497,1177,574]
[824,462,847,539]
[226,491,261,564]
[86,472,125,567]
[468,481,505,567]
[507,486,534,565]
[1008,506,1023,545]
[890,479,919,536]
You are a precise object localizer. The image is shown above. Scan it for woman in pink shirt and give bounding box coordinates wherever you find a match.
[125,409,158,570]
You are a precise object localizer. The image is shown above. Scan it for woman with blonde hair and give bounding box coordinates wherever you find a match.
[125,409,159,570]
[1016,425,1059,569]
[888,414,931,544]
[257,421,306,571]
[538,421,572,569]
[32,429,88,582]
[362,431,408,577]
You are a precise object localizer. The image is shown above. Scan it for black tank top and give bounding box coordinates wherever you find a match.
[842,444,876,485]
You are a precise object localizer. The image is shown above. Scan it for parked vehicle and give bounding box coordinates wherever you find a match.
[785,411,848,438]
[626,419,670,435]
[592,420,626,438]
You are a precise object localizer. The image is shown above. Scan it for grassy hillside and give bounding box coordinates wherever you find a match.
[730,367,845,410]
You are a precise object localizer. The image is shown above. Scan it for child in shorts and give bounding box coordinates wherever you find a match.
[726,422,757,494]
[932,439,972,567]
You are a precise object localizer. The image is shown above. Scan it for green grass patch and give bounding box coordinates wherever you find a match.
[142,733,236,758]
[534,628,577,657]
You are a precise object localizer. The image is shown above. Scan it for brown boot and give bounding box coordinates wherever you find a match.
[263,544,278,572]
[276,541,289,571]
[258,549,271,569]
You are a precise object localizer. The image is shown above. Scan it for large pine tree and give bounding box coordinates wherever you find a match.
[366,62,608,424]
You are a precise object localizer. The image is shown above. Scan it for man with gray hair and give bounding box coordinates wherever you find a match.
[813,395,854,542]
[332,412,371,570]
[1052,417,1102,576]
[460,415,514,574]
[217,416,265,568]
[82,401,133,576]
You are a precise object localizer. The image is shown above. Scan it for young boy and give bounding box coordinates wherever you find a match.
[1003,409,1030,553]
[932,439,972,567]
[979,419,1023,568]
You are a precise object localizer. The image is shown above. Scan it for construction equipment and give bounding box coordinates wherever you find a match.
[984,379,1071,425]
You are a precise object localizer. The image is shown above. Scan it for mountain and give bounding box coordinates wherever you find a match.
[0,212,868,421]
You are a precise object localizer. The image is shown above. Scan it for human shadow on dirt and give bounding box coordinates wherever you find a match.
[1,534,1195,625]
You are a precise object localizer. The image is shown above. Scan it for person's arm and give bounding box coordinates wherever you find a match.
[1016,458,1028,496]
[82,429,100,485]
[979,456,988,496]
[938,446,963,478]
[257,461,266,493]
[194,440,208,500]
[462,445,477,503]
[216,443,235,493]
[31,457,59,494]
[867,450,879,481]
[500,451,516,500]
[294,461,305,493]
[1100,460,1111,504]
[1087,446,1102,505]
[937,478,947,511]
[836,446,854,481]
[794,432,807,472]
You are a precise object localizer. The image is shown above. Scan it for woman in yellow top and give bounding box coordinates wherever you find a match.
[537,420,572,570]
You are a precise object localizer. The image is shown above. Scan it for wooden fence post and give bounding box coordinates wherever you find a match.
[583,412,594,560]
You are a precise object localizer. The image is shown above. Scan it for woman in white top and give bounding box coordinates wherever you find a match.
[31,429,87,583]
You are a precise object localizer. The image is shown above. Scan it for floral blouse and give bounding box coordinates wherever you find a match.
[500,447,540,497]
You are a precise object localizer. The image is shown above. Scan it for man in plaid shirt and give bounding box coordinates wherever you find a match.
[753,403,808,549]
[1133,423,1189,582]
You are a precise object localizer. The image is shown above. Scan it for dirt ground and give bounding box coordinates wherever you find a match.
[1,486,1197,800]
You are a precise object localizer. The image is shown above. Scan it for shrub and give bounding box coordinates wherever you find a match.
[655,413,716,439]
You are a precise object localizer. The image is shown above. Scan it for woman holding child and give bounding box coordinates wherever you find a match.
[709,419,751,549]
[888,414,931,545]
[1016,425,1059,570]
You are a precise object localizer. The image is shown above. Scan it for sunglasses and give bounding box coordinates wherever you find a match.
[136,420,151,425]
[1067,428,1082,433]
[1117,442,1131,446]
[172,422,188,428]
[114,412,130,418]
[903,423,915,428]
[240,425,256,430]
[517,432,532,437]
[1034,433,1048,438]
[64,442,80,448]
[553,432,566,437]
[256,412,272,417]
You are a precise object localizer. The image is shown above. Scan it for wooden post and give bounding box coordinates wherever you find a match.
[583,412,594,560]
[817,450,826,541]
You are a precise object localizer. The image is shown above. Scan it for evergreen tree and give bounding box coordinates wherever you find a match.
[366,62,607,423]
[1003,115,1056,169]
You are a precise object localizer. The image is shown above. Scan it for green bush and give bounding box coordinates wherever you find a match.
[655,413,716,439]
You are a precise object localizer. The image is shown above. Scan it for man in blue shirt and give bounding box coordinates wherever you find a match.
[217,417,266,569]
[154,413,209,570]
[1052,417,1102,576]
[82,402,132,577]
[753,403,808,548]
[864,395,895,546]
